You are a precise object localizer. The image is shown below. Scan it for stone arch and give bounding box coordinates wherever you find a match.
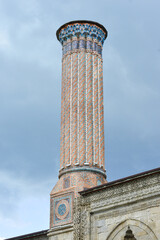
[106,219,158,240]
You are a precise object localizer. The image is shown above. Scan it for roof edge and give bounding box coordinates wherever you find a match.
[79,167,160,196]
[5,229,49,240]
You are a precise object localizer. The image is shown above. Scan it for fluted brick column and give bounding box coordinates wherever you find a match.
[49,21,107,229]
[57,20,107,176]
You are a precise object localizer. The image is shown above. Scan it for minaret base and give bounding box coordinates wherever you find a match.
[50,170,106,228]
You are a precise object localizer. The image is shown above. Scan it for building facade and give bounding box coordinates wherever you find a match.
[6,21,160,240]
[75,167,160,240]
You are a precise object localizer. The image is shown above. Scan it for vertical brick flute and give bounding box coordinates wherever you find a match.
[50,21,107,229]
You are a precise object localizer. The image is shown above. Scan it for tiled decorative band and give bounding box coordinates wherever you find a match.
[57,21,107,56]
[62,42,102,57]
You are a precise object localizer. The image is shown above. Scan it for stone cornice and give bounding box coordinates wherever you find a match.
[79,167,160,195]
[79,169,160,208]
[48,224,73,236]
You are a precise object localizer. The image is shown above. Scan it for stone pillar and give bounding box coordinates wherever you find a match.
[48,21,107,239]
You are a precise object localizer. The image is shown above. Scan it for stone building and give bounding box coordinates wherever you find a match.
[6,20,160,240]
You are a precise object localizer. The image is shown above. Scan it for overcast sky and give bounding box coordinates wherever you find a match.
[0,0,160,238]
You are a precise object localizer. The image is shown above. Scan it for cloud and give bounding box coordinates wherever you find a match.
[0,169,57,238]
[0,0,160,237]
[0,30,11,49]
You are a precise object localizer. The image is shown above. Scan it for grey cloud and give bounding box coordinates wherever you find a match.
[0,0,160,238]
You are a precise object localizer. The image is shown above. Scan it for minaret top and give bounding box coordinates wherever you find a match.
[56,20,108,45]
[56,20,108,57]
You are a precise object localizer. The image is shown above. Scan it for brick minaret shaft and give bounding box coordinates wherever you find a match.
[50,21,107,228]
[57,20,107,179]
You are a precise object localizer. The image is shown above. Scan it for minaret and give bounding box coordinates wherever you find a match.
[50,20,107,229]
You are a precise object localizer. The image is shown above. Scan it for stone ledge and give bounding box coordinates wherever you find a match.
[47,224,73,236]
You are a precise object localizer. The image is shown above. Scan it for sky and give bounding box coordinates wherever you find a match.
[0,0,160,238]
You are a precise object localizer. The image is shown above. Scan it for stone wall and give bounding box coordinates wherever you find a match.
[76,168,160,240]
[48,224,73,240]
